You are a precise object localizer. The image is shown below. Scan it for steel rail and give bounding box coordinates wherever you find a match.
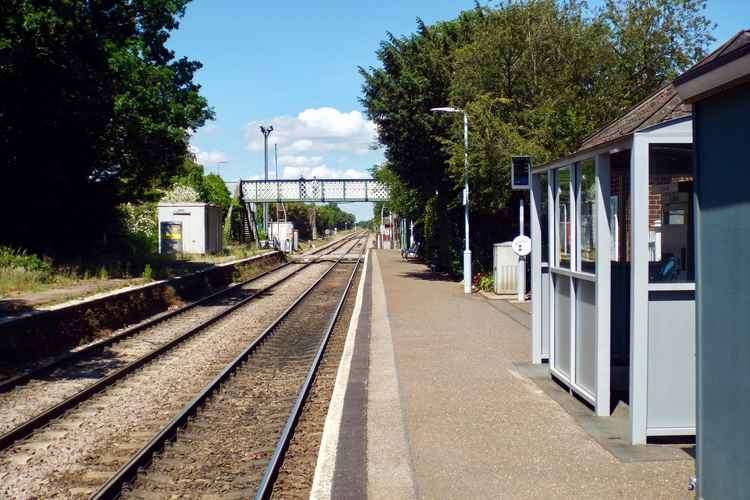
[92,234,368,500]
[255,234,365,499]
[0,234,363,452]
[0,232,358,395]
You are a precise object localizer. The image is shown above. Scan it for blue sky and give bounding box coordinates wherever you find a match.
[168,0,747,221]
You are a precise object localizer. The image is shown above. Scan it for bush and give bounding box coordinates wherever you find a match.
[473,272,494,292]
[0,246,56,295]
[117,203,159,256]
[202,174,232,210]
[161,184,200,203]
[0,246,52,275]
[142,264,153,280]
[121,202,157,236]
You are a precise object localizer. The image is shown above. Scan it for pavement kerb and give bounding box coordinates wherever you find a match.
[366,250,417,500]
[310,237,371,500]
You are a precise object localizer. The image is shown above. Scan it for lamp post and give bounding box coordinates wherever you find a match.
[380,204,386,249]
[260,125,274,233]
[431,106,471,294]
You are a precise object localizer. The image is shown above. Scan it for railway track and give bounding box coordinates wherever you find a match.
[0,234,366,499]
[0,232,356,392]
[95,236,366,499]
[0,233,362,445]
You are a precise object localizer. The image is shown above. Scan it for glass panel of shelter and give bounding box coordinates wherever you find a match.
[550,161,599,402]
[539,172,549,264]
[552,165,577,384]
[556,167,572,269]
[648,144,694,283]
[578,159,597,274]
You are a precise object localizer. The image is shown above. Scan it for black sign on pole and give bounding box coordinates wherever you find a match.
[511,156,531,190]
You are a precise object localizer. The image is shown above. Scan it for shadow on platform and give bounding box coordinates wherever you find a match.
[513,362,695,463]
[397,269,457,283]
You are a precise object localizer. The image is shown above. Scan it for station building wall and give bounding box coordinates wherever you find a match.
[694,82,750,499]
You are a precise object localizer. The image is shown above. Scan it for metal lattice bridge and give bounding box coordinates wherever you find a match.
[240,178,389,203]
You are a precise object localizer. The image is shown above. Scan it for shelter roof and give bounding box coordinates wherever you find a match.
[674,30,750,86]
[576,84,690,154]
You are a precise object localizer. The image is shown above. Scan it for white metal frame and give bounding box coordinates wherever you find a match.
[594,153,612,416]
[531,173,544,363]
[531,117,695,443]
[547,162,610,412]
[531,150,613,416]
[629,116,694,444]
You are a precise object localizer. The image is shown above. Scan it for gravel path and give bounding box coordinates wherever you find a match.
[0,260,337,499]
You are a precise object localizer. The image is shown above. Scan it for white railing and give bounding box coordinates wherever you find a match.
[240,178,389,202]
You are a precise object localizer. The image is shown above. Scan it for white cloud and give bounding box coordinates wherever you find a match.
[245,107,378,155]
[200,123,219,135]
[278,155,325,168]
[272,153,370,180]
[281,164,369,180]
[189,145,228,165]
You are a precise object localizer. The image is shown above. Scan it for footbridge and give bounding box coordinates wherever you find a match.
[237,178,389,243]
[240,178,389,203]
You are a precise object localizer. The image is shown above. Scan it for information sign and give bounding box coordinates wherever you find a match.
[511,156,531,190]
[512,235,532,256]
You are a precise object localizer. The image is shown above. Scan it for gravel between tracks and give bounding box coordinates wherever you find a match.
[0,235,361,438]
[0,260,338,499]
[120,261,358,499]
[0,262,308,436]
[270,265,362,499]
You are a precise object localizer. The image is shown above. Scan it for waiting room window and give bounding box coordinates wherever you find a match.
[579,159,597,273]
[556,167,572,269]
[648,144,694,283]
[540,172,549,264]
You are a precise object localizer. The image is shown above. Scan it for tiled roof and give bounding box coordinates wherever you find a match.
[576,84,691,154]
[674,30,750,85]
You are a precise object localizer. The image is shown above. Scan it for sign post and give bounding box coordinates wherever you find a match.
[511,156,532,302]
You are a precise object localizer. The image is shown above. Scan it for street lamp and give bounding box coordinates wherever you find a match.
[431,106,471,294]
[260,125,274,232]
[380,204,387,249]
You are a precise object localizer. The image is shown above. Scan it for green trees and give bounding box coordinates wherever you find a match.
[361,13,479,269]
[284,203,355,240]
[202,175,232,211]
[171,158,232,211]
[0,0,212,255]
[600,0,715,109]
[361,0,713,273]
[317,204,355,233]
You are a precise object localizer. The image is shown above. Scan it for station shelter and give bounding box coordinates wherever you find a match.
[673,30,750,498]
[529,84,696,444]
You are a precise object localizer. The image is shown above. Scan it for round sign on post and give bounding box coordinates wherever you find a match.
[512,235,531,257]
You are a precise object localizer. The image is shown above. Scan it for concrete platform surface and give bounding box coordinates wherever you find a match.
[316,249,695,499]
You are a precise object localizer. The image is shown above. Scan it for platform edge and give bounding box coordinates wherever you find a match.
[309,238,371,500]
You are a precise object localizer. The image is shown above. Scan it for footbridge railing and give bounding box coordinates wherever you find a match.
[240,178,389,203]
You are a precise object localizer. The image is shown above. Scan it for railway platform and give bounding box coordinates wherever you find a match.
[312,248,695,499]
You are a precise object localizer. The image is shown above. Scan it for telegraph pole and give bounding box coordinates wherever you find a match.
[274,144,279,223]
[216,160,228,177]
[260,125,274,234]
